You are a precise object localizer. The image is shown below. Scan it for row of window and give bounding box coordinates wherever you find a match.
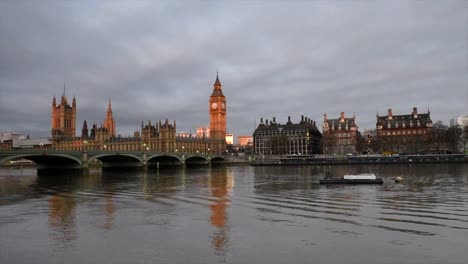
[382,130,426,136]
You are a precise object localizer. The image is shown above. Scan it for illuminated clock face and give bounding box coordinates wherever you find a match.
[211,102,218,109]
[222,103,225,109]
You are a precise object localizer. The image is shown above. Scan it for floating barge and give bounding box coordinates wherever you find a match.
[319,173,383,184]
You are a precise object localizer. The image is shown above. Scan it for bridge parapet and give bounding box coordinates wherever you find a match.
[0,149,227,170]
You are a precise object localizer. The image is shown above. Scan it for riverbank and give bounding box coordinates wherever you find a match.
[249,154,467,166]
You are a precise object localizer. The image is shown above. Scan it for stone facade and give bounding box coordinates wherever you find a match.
[52,74,224,155]
[103,100,116,137]
[253,115,322,156]
[51,91,76,140]
[209,73,227,154]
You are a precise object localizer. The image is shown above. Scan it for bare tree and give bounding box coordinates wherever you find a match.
[446,126,463,153]
[429,121,448,152]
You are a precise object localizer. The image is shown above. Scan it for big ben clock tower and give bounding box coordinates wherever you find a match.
[209,73,227,155]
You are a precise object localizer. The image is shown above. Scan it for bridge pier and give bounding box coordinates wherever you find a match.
[142,152,148,171]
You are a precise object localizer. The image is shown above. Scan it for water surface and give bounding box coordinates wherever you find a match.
[1,164,467,264]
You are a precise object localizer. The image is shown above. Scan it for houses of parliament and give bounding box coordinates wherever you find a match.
[51,74,227,155]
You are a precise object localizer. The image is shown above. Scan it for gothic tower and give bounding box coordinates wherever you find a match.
[51,84,76,140]
[103,99,116,137]
[209,73,227,154]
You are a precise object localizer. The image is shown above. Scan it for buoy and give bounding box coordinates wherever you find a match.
[395,176,403,183]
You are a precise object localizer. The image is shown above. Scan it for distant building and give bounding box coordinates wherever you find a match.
[376,107,432,154]
[458,116,468,127]
[226,133,234,145]
[197,127,210,138]
[253,115,322,156]
[238,136,253,147]
[322,112,359,155]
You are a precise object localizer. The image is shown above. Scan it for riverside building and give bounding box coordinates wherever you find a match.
[376,107,432,154]
[51,74,227,155]
[253,116,322,156]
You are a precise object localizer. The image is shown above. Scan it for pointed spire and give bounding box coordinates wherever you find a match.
[52,95,56,106]
[72,96,76,106]
[214,71,221,88]
[63,80,66,97]
[107,99,112,114]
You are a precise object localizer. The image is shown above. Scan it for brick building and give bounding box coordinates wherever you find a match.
[322,112,359,155]
[376,107,432,154]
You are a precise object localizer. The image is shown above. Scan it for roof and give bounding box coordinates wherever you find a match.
[254,119,321,136]
[376,113,432,128]
[324,117,357,131]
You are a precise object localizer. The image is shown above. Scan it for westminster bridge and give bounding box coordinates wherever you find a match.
[0,149,227,171]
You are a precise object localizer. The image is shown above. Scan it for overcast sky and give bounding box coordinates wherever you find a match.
[1,1,467,141]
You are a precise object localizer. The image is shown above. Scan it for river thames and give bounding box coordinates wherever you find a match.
[1,164,467,264]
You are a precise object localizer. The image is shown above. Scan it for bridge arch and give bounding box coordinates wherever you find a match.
[185,155,209,166]
[90,153,143,168]
[0,154,82,169]
[147,154,183,168]
[210,156,227,165]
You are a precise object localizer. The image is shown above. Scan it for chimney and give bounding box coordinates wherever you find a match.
[340,112,345,122]
[412,107,417,115]
[388,108,393,117]
[288,116,291,124]
[324,114,327,121]
[301,115,304,122]
[266,119,269,125]
[260,118,263,124]
[273,117,276,123]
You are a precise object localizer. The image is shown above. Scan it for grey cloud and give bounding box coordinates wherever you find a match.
[1,0,467,141]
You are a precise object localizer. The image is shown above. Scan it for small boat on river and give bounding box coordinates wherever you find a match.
[319,173,383,184]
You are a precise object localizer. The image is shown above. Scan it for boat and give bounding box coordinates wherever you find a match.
[319,173,383,184]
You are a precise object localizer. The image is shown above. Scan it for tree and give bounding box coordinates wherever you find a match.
[429,121,448,152]
[355,133,366,154]
[446,126,462,153]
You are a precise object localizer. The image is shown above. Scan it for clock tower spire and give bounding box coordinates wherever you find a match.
[209,72,227,155]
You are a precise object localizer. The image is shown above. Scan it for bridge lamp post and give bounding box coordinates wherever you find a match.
[103,145,107,151]
[83,140,88,151]
[182,146,184,153]
[143,143,147,152]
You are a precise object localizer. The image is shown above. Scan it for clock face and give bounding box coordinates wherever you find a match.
[222,103,225,109]
[211,102,218,109]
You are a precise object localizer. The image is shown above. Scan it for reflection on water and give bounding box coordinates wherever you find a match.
[209,168,233,254]
[0,164,467,264]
